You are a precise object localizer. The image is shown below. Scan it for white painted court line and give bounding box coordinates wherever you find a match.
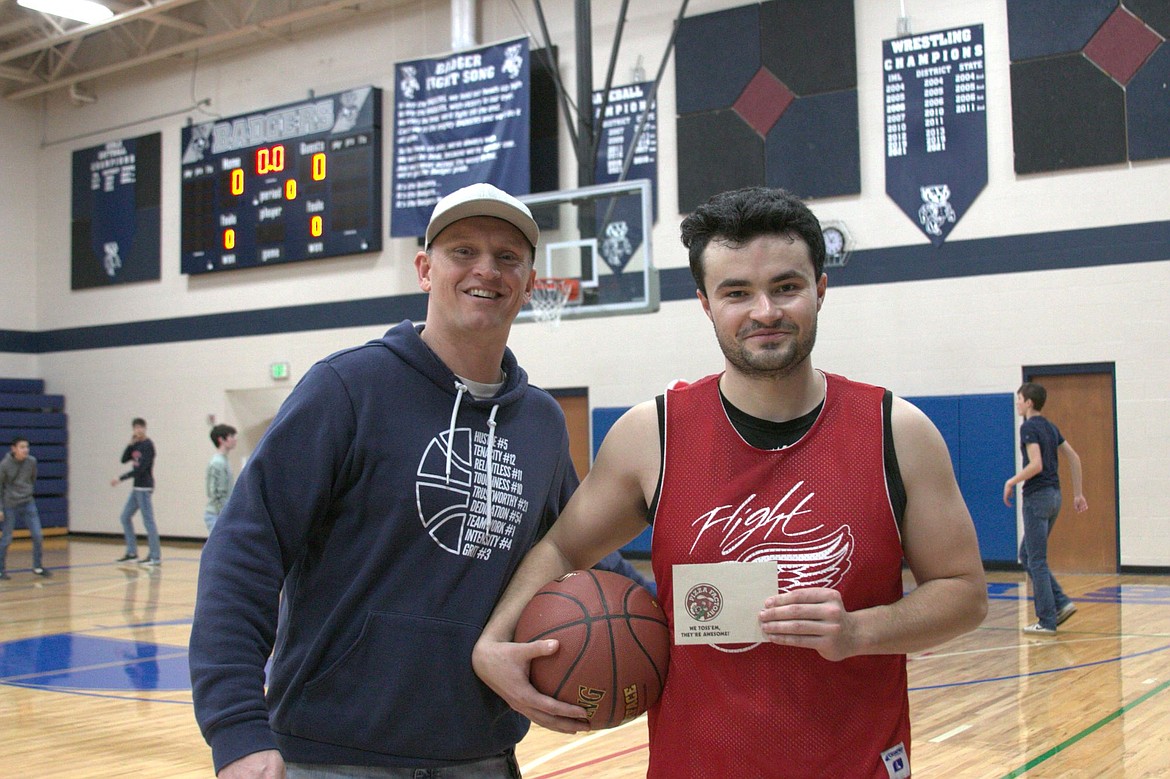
[929,723,972,743]
[914,633,1134,661]
[521,714,646,772]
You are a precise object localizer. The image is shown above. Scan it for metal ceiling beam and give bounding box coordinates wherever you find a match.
[106,0,208,35]
[0,62,36,82]
[4,0,402,100]
[0,0,205,65]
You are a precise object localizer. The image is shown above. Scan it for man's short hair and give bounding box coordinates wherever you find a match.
[1018,382,1047,411]
[132,417,147,428]
[679,187,826,294]
[11,436,28,448]
[210,424,237,447]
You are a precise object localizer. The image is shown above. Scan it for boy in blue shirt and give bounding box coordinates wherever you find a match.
[1004,382,1089,634]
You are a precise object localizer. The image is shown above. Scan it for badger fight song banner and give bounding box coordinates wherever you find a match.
[391,38,530,239]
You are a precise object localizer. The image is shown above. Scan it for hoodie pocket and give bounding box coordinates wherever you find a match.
[289,611,525,760]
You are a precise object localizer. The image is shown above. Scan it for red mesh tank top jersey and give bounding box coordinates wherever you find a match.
[648,372,911,779]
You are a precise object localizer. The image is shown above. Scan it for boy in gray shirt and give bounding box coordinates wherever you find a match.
[205,424,237,532]
[0,436,51,579]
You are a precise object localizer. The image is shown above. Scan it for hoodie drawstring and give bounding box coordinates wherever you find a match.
[446,381,501,529]
[485,405,499,525]
[445,382,467,484]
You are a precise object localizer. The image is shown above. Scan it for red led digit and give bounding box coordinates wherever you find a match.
[310,215,323,237]
[312,152,327,181]
[230,168,244,195]
[255,145,286,175]
[223,228,236,250]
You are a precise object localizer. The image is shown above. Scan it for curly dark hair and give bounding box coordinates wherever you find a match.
[680,187,825,294]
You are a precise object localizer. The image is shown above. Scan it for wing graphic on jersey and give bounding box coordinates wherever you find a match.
[739,524,854,591]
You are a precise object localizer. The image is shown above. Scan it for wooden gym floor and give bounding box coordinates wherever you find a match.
[2,537,1169,778]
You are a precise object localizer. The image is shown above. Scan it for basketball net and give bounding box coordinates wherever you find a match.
[530,278,575,327]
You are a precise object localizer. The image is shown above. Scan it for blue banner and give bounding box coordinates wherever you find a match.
[391,38,530,239]
[71,133,161,289]
[884,25,987,245]
[591,82,656,275]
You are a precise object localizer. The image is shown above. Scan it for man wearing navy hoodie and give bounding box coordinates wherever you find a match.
[190,184,579,778]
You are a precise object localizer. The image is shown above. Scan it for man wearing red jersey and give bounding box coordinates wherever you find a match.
[474,187,987,778]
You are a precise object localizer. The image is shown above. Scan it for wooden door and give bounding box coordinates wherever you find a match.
[552,390,591,480]
[1023,370,1117,573]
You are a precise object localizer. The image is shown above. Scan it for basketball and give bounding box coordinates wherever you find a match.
[513,569,670,730]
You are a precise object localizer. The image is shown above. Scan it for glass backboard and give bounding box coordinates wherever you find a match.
[518,178,658,322]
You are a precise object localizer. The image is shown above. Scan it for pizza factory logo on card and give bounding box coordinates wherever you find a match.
[685,583,723,621]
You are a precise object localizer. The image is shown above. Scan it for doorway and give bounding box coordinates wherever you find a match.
[548,387,591,480]
[225,387,292,467]
[1021,365,1118,573]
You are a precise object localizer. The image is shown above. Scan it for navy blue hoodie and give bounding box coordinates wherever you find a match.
[190,321,577,772]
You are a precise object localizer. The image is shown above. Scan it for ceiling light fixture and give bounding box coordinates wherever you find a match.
[18,0,114,24]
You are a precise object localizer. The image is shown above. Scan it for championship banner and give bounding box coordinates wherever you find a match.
[592,82,656,276]
[884,25,986,245]
[391,38,530,239]
[71,133,161,289]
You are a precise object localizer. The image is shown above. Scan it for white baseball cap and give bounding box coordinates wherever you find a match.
[424,183,539,249]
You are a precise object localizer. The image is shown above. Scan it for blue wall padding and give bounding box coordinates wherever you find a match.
[1,378,68,529]
[908,393,1018,563]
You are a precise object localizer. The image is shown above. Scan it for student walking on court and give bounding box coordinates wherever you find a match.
[0,436,51,579]
[111,417,161,565]
[474,187,988,778]
[192,183,619,779]
[203,423,237,532]
[1004,382,1088,635]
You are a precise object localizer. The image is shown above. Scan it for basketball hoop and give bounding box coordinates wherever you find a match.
[530,277,578,327]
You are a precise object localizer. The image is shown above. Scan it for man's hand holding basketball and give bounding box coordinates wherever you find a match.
[758,588,859,662]
[471,637,591,734]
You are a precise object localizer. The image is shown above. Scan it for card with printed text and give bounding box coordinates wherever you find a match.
[672,561,776,645]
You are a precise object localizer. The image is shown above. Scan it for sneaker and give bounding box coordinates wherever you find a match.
[1023,622,1057,635]
[32,567,52,577]
[115,553,137,562]
[1056,602,1078,626]
[140,558,161,567]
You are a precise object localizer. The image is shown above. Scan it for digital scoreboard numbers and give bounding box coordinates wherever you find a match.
[181,86,382,274]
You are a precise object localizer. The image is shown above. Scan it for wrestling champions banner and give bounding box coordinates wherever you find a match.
[71,133,161,289]
[391,38,531,239]
[884,25,987,245]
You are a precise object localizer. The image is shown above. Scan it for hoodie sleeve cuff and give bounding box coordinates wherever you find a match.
[209,719,279,775]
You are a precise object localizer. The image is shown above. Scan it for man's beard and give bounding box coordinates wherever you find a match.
[715,320,817,378]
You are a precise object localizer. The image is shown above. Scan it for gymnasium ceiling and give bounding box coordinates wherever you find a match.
[0,0,415,102]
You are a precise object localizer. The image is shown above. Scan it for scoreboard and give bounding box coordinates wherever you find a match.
[180,86,381,274]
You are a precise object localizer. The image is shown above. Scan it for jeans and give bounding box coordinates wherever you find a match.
[286,752,522,778]
[1,500,44,572]
[120,489,161,561]
[1019,486,1070,629]
[203,509,219,533]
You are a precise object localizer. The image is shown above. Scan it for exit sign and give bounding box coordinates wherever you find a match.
[270,361,291,380]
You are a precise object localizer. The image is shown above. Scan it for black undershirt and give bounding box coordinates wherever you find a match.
[649,388,907,529]
[719,388,822,449]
